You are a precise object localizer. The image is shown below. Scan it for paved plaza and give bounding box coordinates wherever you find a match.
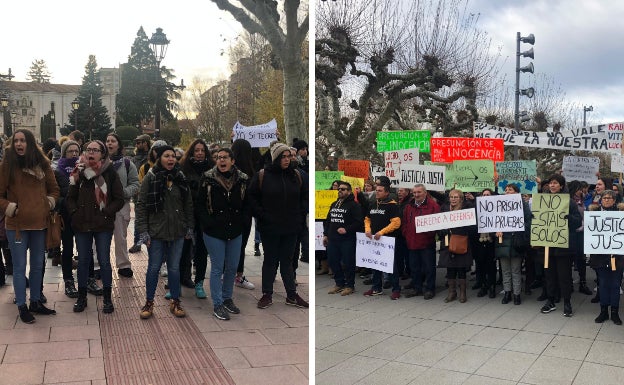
[316,267,624,385]
[0,205,309,385]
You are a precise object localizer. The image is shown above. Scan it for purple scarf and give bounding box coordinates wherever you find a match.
[57,157,78,179]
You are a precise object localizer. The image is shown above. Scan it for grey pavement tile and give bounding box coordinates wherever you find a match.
[430,302,483,323]
[399,319,453,339]
[475,349,538,382]
[573,361,624,385]
[557,318,601,340]
[401,301,447,319]
[520,355,582,385]
[316,308,367,327]
[431,323,484,344]
[360,335,426,361]
[465,326,519,349]
[315,355,388,385]
[523,311,569,334]
[315,349,351,374]
[585,340,624,367]
[395,339,459,367]
[503,330,555,355]
[367,314,422,334]
[463,374,517,385]
[316,305,343,321]
[406,367,470,385]
[432,344,497,374]
[489,306,537,330]
[324,330,392,355]
[316,325,360,350]
[352,296,418,316]
[542,335,593,361]
[343,311,402,331]
[354,361,427,385]
[595,322,624,344]
[458,302,511,326]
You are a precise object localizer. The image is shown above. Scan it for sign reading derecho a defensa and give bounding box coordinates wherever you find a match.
[355,232,395,274]
[530,193,570,248]
[376,130,431,153]
[476,194,525,233]
[397,164,445,191]
[584,211,624,255]
[415,209,476,233]
[232,119,278,147]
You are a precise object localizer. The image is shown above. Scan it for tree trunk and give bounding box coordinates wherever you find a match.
[282,59,307,145]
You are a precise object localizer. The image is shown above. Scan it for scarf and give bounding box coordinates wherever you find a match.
[110,154,125,171]
[146,163,188,212]
[57,157,77,179]
[191,158,212,175]
[82,158,112,211]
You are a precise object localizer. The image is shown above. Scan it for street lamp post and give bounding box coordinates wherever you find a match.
[149,28,170,139]
[583,105,593,127]
[514,32,536,160]
[1,95,9,137]
[71,98,80,133]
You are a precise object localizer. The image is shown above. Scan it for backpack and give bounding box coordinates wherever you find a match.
[258,168,302,189]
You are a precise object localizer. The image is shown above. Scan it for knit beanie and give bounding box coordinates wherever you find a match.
[61,140,80,158]
[269,141,291,162]
[293,139,308,151]
[155,145,175,160]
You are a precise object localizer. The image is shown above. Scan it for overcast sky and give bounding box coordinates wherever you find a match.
[0,0,242,88]
[467,0,624,125]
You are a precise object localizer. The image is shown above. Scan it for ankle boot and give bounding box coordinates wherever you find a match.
[513,294,521,305]
[444,279,457,303]
[18,304,35,324]
[612,307,622,325]
[501,291,512,304]
[536,286,548,301]
[591,288,600,303]
[488,284,496,298]
[73,287,88,312]
[458,279,467,303]
[477,285,488,297]
[578,282,592,295]
[29,300,56,315]
[595,305,609,323]
[102,287,114,314]
[317,260,329,275]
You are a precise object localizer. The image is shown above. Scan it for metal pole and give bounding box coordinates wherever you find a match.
[514,32,521,160]
[583,109,586,127]
[154,62,161,139]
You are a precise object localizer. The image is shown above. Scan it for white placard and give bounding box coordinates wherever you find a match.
[611,154,624,173]
[355,232,395,273]
[584,211,624,255]
[370,165,385,182]
[384,148,419,186]
[232,119,278,147]
[397,164,446,191]
[476,194,525,233]
[415,208,476,233]
[562,156,600,184]
[315,222,325,251]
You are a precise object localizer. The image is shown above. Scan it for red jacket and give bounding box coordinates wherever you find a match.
[402,195,440,250]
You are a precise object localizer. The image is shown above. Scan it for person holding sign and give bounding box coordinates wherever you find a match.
[438,189,476,303]
[323,182,363,296]
[587,190,623,325]
[539,174,582,318]
[363,180,401,299]
[495,184,531,305]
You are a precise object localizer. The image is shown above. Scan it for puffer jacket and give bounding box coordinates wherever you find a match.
[402,195,441,249]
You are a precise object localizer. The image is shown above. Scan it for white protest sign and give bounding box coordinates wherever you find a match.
[562,156,599,184]
[476,194,525,233]
[584,211,624,255]
[611,154,624,173]
[232,119,278,147]
[397,164,446,191]
[370,165,385,182]
[355,232,395,273]
[384,148,419,186]
[415,208,476,233]
[315,222,325,251]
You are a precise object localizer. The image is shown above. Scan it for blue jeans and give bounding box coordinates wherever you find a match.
[7,230,45,306]
[326,237,356,289]
[203,234,242,307]
[409,246,437,293]
[75,231,113,289]
[254,218,261,244]
[145,238,184,301]
[596,267,624,308]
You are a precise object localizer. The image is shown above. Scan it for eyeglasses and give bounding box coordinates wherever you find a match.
[217,155,230,160]
[85,148,101,153]
[602,197,614,200]
[338,187,349,191]
[66,150,80,154]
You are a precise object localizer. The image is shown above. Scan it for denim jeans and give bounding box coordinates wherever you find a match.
[7,230,45,306]
[203,234,242,307]
[145,238,184,301]
[326,237,356,289]
[75,231,113,289]
[261,233,297,297]
[409,246,437,293]
[596,267,624,307]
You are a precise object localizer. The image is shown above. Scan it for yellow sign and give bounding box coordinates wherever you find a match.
[315,190,338,220]
[340,175,364,191]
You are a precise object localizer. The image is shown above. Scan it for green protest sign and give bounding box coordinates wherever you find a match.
[445,160,494,192]
[530,193,570,248]
[315,171,344,191]
[496,160,538,194]
[376,130,431,153]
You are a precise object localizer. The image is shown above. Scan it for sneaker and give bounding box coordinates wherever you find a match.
[64,280,79,298]
[129,244,141,253]
[541,301,556,314]
[18,304,35,324]
[286,293,309,308]
[118,268,133,278]
[223,298,240,314]
[214,304,230,320]
[390,291,401,300]
[164,291,172,300]
[169,299,186,317]
[87,278,103,296]
[341,287,354,296]
[140,300,154,319]
[29,300,56,315]
[363,289,383,297]
[327,286,344,294]
[257,293,273,309]
[195,282,207,299]
[40,293,47,304]
[563,302,573,317]
[405,289,423,298]
[423,291,435,300]
[160,264,168,277]
[235,275,255,290]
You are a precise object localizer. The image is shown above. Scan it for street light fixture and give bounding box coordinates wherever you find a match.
[71,98,80,132]
[583,105,593,127]
[514,32,536,160]
[149,28,170,139]
[1,95,10,136]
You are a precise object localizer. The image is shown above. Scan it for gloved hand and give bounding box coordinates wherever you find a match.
[138,232,151,246]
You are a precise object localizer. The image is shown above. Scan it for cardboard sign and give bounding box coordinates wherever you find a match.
[415,209,476,233]
[476,194,525,233]
[384,148,419,186]
[446,160,495,192]
[355,232,395,273]
[315,190,338,220]
[430,137,504,163]
[562,156,599,185]
[530,193,570,248]
[496,160,538,194]
[315,171,344,191]
[376,130,431,153]
[315,222,325,251]
[338,159,370,179]
[397,164,446,191]
[232,119,278,147]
